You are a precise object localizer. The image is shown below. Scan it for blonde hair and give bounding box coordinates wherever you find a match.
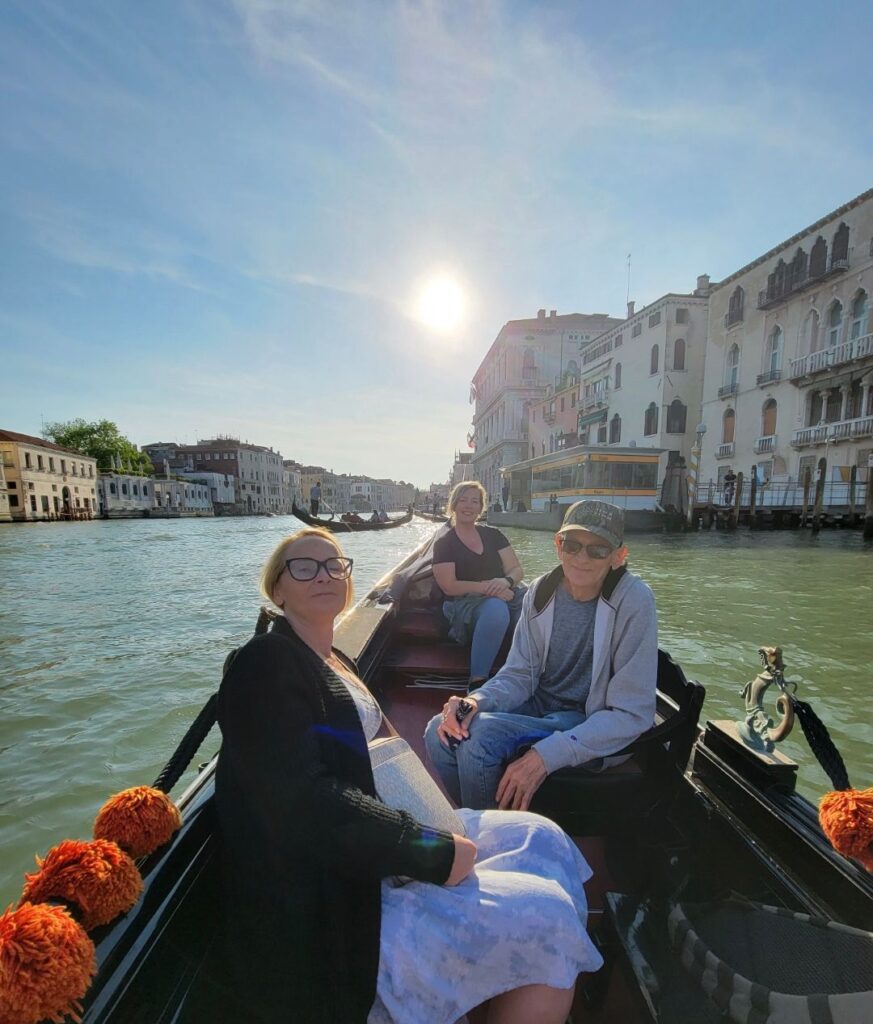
[448,481,487,522]
[260,527,355,613]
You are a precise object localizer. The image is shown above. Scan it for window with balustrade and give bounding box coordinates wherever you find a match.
[723,409,735,444]
[803,309,821,354]
[827,301,843,348]
[673,338,685,371]
[726,344,740,388]
[764,327,782,377]
[850,290,868,340]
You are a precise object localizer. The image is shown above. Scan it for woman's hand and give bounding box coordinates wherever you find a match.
[436,695,480,746]
[444,834,477,885]
[481,576,510,597]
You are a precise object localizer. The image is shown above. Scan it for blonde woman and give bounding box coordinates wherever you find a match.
[215,527,601,1024]
[432,481,525,690]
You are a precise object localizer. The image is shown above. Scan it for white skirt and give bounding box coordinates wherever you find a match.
[368,809,604,1024]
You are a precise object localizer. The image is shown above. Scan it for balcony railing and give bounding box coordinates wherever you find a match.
[716,442,735,459]
[718,382,738,399]
[791,415,873,447]
[757,254,850,310]
[754,434,777,454]
[581,387,610,411]
[756,369,782,386]
[789,332,873,380]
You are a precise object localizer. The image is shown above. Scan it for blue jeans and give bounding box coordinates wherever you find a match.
[424,698,587,809]
[443,588,526,681]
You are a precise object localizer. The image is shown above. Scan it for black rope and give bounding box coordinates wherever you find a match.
[789,696,851,792]
[151,608,277,794]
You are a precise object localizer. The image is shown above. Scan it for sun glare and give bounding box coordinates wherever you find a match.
[415,277,465,332]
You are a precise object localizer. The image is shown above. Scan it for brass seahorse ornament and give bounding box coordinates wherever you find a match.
[735,646,796,753]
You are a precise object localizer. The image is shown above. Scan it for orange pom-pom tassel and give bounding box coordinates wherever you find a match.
[0,902,96,1024]
[819,787,873,871]
[20,839,142,931]
[93,786,181,859]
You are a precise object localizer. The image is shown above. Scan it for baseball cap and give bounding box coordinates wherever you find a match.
[557,500,624,548]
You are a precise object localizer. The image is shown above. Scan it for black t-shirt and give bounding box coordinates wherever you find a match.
[432,525,511,588]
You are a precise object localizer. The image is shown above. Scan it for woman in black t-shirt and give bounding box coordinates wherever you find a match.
[432,482,525,689]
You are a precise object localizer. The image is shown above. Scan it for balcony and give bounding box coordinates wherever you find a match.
[581,387,610,411]
[756,369,781,386]
[716,442,735,459]
[754,434,777,454]
[789,332,873,381]
[757,254,849,310]
[718,382,738,399]
[791,415,873,447]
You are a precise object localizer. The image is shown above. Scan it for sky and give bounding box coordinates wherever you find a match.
[1,1,871,487]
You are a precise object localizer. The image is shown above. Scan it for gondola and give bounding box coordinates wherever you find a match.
[291,503,414,532]
[14,530,873,1024]
[414,509,449,522]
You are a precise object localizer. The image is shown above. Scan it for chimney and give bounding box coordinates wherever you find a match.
[694,274,711,296]
[627,300,635,319]
[549,309,557,318]
[537,309,546,319]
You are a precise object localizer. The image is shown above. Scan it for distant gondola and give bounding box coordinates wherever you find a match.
[291,503,414,532]
[413,509,449,522]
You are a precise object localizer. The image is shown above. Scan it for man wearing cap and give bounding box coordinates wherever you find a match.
[425,499,658,811]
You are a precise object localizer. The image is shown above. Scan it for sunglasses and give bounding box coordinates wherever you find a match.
[284,556,354,582]
[559,536,613,560]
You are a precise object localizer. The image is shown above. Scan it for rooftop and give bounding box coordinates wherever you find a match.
[0,429,94,458]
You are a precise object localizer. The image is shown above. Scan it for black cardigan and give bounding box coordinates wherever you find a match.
[214,615,455,1023]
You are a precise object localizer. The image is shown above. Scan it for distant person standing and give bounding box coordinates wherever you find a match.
[310,481,322,517]
[723,468,737,506]
[502,480,510,511]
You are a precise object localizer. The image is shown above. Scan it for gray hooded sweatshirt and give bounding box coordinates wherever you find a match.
[471,564,658,774]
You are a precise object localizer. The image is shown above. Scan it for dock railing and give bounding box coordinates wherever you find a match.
[695,478,868,510]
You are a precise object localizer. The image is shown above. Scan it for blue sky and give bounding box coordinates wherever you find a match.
[1,1,870,486]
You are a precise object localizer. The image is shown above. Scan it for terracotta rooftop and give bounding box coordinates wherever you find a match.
[0,429,93,458]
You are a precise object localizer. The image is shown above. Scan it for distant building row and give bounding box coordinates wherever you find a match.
[469,187,873,506]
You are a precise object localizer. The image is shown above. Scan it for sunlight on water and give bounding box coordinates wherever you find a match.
[1,517,871,902]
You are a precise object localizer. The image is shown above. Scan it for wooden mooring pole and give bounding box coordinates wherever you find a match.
[865,455,873,541]
[801,467,812,528]
[728,471,743,531]
[811,458,827,535]
[749,464,758,529]
[848,465,857,526]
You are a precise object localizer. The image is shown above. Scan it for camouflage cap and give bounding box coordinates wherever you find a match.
[557,500,625,548]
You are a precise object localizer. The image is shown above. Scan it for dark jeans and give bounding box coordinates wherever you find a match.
[310,500,320,515]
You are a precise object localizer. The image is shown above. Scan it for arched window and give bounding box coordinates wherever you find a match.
[809,236,827,278]
[850,290,869,340]
[727,286,744,325]
[565,359,579,380]
[666,399,687,433]
[803,309,821,353]
[761,399,777,438]
[650,344,659,374]
[609,414,621,444]
[644,402,659,436]
[765,326,783,376]
[726,344,740,387]
[827,301,843,347]
[614,362,622,389]
[522,347,536,381]
[673,338,685,370]
[722,409,735,444]
[831,222,849,265]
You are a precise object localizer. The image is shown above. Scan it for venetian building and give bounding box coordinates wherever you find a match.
[470,309,622,501]
[0,430,98,521]
[700,188,873,492]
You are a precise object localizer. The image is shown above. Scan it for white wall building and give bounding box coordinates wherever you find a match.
[573,282,711,495]
[98,473,155,517]
[470,309,623,500]
[176,471,236,507]
[700,188,873,494]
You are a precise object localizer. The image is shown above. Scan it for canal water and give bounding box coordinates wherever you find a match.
[1,516,871,903]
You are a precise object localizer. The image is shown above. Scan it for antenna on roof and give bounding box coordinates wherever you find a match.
[626,253,632,305]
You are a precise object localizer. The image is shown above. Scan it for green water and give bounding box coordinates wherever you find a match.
[1,517,871,904]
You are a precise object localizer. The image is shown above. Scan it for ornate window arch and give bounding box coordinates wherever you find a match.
[666,398,687,433]
[761,398,777,438]
[850,290,869,340]
[827,301,843,347]
[803,308,821,353]
[673,338,686,371]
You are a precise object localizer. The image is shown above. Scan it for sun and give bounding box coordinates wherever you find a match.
[415,276,465,332]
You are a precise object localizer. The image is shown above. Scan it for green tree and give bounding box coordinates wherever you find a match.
[43,419,153,475]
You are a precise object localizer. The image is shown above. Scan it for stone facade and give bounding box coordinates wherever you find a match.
[470,309,622,501]
[0,457,11,522]
[98,474,155,517]
[0,430,98,521]
[700,189,873,492]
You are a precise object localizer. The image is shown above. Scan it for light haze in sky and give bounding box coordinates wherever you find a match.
[1,1,870,486]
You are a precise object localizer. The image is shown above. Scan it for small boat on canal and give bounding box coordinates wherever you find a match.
[6,527,873,1024]
[291,504,414,532]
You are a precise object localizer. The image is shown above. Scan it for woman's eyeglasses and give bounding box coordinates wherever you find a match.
[284,556,354,581]
[559,537,613,560]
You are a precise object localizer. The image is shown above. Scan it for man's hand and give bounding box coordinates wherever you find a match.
[435,696,479,746]
[495,749,548,811]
